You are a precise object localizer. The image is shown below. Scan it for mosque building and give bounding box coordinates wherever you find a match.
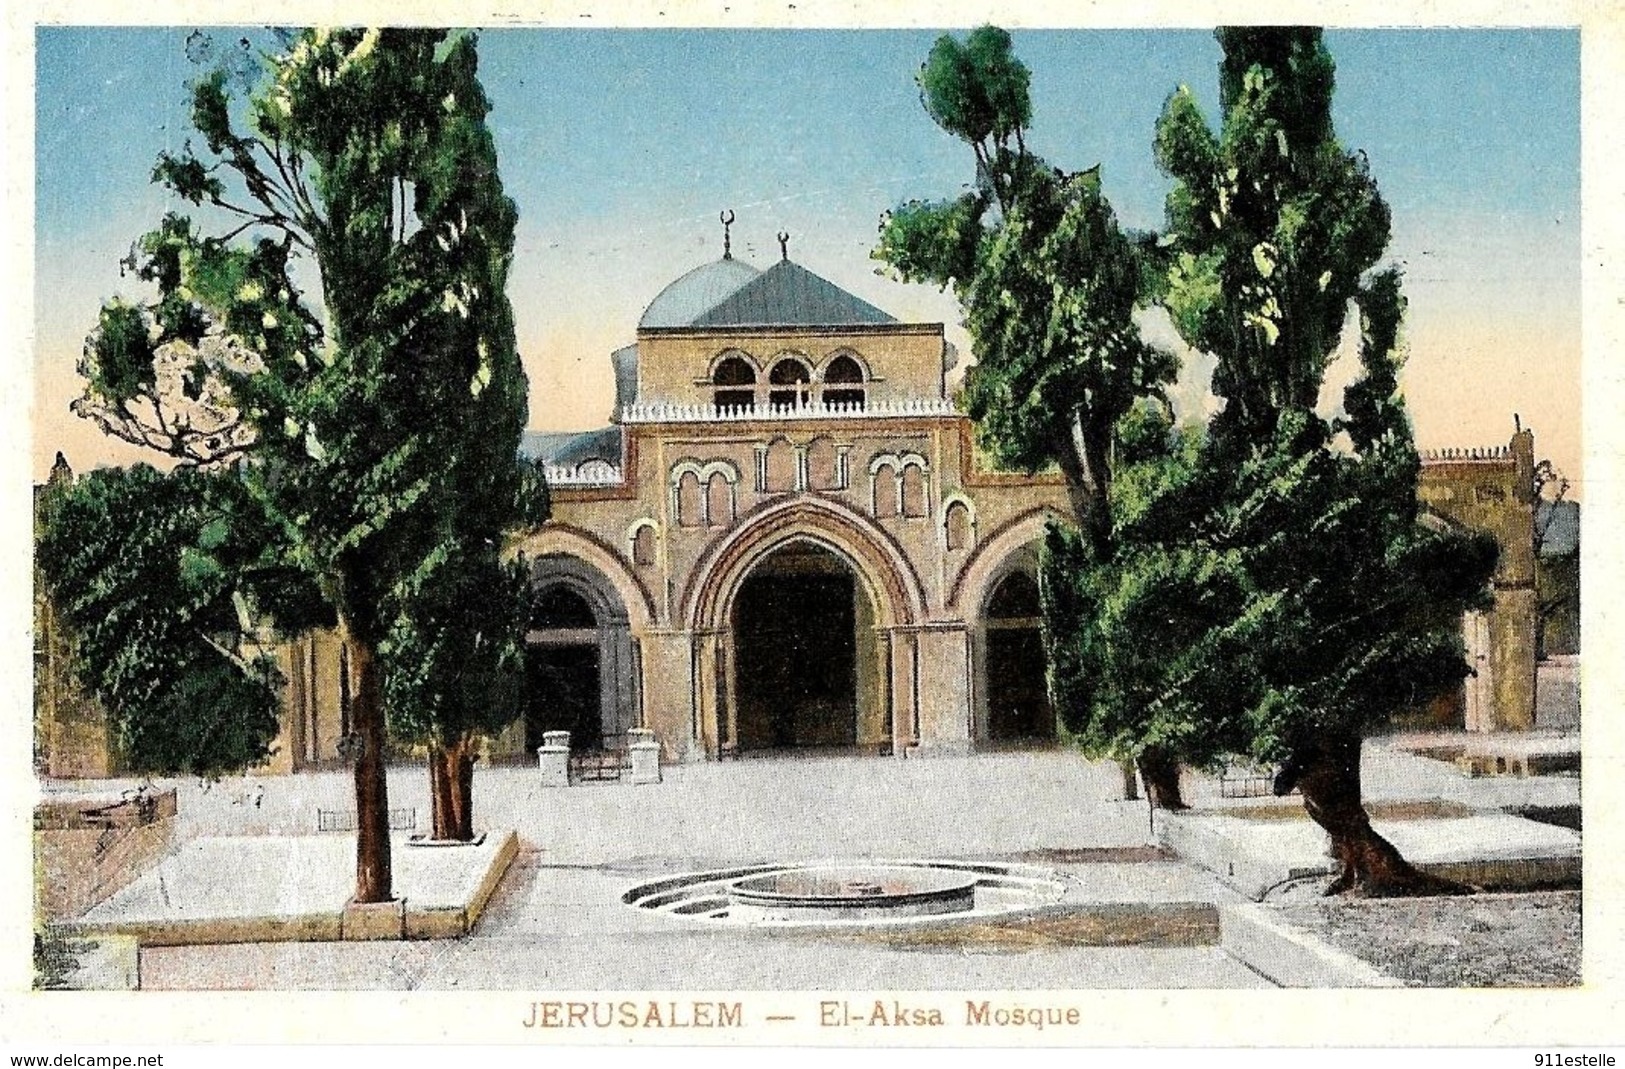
[502,225,1069,762]
[34,224,1549,777]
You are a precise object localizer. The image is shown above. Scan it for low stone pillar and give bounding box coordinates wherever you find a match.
[538,731,570,788]
[628,728,661,785]
[342,897,405,941]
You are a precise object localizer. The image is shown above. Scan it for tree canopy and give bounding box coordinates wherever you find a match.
[66,28,538,895]
[875,26,1177,548]
[876,26,1186,804]
[1141,27,1498,893]
[36,464,293,777]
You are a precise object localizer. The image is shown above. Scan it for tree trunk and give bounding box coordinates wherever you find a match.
[340,623,393,903]
[429,735,477,842]
[1117,758,1140,800]
[1281,733,1468,897]
[1138,746,1187,810]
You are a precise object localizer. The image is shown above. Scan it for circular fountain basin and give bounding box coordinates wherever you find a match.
[728,865,978,922]
[622,859,1070,927]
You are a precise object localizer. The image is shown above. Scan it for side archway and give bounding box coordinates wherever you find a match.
[948,507,1064,746]
[508,523,656,631]
[506,525,654,753]
[947,506,1062,616]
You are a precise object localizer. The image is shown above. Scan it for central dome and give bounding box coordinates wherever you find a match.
[639,257,761,329]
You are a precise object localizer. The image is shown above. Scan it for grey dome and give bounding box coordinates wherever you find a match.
[638,257,760,329]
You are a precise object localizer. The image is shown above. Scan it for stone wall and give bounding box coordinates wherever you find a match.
[1417,429,1538,731]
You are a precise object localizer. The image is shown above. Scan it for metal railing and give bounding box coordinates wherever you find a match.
[315,807,418,833]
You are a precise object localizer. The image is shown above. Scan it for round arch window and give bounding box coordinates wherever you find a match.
[713,356,756,411]
[823,354,865,409]
[768,358,812,409]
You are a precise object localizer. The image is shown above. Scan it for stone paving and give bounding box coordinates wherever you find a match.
[45,739,1583,990]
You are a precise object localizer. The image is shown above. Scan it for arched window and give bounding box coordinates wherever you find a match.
[873,466,900,518]
[712,355,756,411]
[944,500,973,550]
[764,438,797,493]
[901,463,928,518]
[806,436,839,490]
[677,470,704,527]
[823,354,865,409]
[631,524,656,566]
[768,358,811,410]
[705,471,734,527]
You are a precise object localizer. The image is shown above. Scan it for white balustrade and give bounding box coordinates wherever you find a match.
[618,397,960,424]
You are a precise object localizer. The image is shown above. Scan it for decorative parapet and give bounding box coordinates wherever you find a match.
[1420,445,1513,463]
[619,397,960,424]
[543,462,624,487]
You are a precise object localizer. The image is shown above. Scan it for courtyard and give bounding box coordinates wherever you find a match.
[41,736,1581,991]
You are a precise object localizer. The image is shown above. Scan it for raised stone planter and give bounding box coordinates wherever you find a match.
[341,897,405,941]
[1221,903,1403,987]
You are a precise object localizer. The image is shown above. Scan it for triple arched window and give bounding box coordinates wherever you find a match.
[706,351,870,412]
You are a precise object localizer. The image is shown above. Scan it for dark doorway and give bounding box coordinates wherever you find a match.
[524,585,603,752]
[985,570,1055,742]
[732,545,858,751]
[524,645,601,752]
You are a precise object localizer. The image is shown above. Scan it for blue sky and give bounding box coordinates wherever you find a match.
[33,27,1582,490]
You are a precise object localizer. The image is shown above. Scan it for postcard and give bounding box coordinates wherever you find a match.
[7,0,1621,1053]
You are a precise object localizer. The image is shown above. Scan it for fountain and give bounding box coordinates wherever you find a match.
[622,859,1068,927]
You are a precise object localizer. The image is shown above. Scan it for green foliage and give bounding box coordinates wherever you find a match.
[36,466,284,777]
[381,549,531,746]
[1110,27,1501,773]
[66,30,543,791]
[1046,404,1497,768]
[956,166,1177,478]
[919,26,1031,150]
[1041,408,1245,767]
[877,27,1175,530]
[1155,28,1391,444]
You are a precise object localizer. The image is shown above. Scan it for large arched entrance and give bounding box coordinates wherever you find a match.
[728,540,885,753]
[524,555,640,752]
[983,568,1055,742]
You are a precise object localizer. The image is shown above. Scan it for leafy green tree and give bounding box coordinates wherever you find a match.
[381,548,534,841]
[1039,407,1249,799]
[875,26,1186,804]
[1151,28,1498,894]
[35,464,289,778]
[76,29,533,897]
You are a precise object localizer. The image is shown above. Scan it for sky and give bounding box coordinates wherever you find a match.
[31,27,1583,494]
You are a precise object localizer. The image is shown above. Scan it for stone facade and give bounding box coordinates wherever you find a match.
[33,248,1552,778]
[1417,429,1539,732]
[508,250,1069,762]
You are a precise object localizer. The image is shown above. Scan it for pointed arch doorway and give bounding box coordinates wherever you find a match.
[524,555,640,753]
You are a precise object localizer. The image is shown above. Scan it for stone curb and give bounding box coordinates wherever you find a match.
[795,900,1223,946]
[61,829,520,948]
[1220,902,1405,988]
[1159,811,1582,900]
